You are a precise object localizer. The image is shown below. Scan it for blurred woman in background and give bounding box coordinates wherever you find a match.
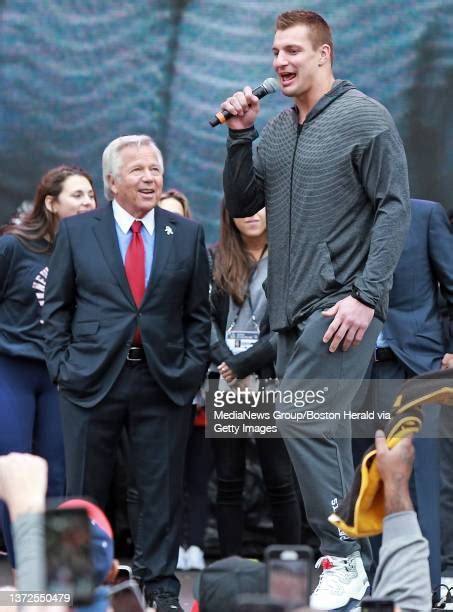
[159,188,192,218]
[0,165,96,566]
[210,203,301,557]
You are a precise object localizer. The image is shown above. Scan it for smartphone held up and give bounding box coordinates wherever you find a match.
[265,545,314,609]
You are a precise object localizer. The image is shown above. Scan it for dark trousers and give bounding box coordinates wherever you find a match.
[0,354,65,567]
[351,357,441,590]
[440,406,453,577]
[128,417,213,559]
[59,360,192,596]
[213,435,302,557]
[182,421,214,548]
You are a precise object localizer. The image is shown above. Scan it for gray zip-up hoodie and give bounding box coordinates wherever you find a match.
[224,80,410,331]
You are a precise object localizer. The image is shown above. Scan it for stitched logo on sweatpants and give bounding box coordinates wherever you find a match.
[331,497,351,541]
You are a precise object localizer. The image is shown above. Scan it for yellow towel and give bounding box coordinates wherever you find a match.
[328,368,453,539]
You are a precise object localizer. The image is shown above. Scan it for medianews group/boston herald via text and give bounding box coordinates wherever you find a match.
[213,409,342,421]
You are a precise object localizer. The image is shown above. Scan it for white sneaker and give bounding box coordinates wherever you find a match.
[185,545,206,571]
[176,546,187,571]
[439,577,453,609]
[309,551,369,610]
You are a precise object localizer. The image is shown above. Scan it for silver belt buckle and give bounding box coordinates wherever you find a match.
[127,347,143,362]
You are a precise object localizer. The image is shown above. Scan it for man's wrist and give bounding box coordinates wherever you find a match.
[9,498,45,523]
[228,125,255,133]
[383,481,413,515]
[351,285,375,309]
[228,125,257,139]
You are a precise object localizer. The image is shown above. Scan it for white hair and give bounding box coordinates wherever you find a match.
[102,134,164,200]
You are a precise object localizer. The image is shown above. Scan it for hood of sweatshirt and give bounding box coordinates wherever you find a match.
[293,79,356,123]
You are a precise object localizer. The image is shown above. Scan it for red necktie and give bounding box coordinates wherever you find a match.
[125,220,145,345]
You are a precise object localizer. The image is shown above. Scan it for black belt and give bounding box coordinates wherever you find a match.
[126,346,145,363]
[374,347,397,363]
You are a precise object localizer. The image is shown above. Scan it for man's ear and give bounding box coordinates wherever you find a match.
[44,195,55,213]
[107,174,118,196]
[318,44,331,66]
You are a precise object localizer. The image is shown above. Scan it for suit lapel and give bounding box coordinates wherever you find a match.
[146,207,175,298]
[92,204,135,306]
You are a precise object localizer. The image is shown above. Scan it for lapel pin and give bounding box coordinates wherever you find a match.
[165,225,174,235]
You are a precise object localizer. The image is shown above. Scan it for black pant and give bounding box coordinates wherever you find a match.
[213,435,302,557]
[59,360,191,596]
[440,406,453,577]
[128,416,214,554]
[182,421,214,548]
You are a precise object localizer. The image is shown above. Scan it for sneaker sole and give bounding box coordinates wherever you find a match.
[330,586,371,611]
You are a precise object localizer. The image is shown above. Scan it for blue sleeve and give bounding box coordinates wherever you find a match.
[427,203,453,350]
[0,235,17,301]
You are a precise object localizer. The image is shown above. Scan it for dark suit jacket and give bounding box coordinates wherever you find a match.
[383,198,453,374]
[43,204,210,408]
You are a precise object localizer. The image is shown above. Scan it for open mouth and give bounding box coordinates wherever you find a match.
[279,72,296,86]
[139,189,155,196]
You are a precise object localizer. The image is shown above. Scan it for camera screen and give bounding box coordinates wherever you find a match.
[362,599,394,612]
[235,594,286,611]
[45,508,95,606]
[268,557,310,604]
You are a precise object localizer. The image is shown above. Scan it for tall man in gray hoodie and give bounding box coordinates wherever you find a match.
[219,9,410,610]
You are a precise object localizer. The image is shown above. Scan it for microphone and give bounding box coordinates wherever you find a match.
[209,77,279,127]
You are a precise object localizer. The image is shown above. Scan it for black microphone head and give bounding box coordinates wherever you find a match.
[261,77,279,94]
[252,78,280,100]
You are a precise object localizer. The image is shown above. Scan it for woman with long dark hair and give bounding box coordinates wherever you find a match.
[210,203,301,556]
[0,165,96,566]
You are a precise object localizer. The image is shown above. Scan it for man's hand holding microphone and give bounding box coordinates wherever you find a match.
[210,78,279,128]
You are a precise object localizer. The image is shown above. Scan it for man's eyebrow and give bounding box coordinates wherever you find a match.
[272,43,303,51]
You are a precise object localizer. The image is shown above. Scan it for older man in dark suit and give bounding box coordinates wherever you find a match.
[43,134,210,612]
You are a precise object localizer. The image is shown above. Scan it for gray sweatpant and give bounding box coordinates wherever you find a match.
[275,309,382,562]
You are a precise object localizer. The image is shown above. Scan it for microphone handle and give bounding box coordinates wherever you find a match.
[209,84,268,127]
